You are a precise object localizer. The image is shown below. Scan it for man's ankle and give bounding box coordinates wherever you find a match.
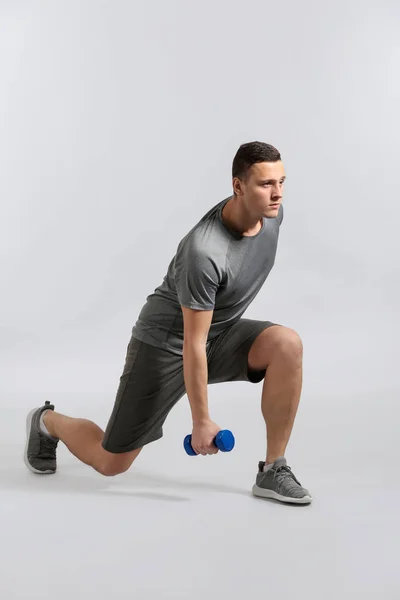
[265,454,285,466]
[43,410,57,438]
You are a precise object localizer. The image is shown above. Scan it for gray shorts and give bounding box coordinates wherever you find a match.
[102,318,279,454]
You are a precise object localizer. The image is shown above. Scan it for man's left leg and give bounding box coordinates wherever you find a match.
[207,318,312,504]
[248,325,303,464]
[248,325,312,504]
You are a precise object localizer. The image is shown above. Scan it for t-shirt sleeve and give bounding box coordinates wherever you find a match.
[174,240,220,310]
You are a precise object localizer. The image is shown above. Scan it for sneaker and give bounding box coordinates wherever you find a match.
[252,457,312,504]
[24,401,59,474]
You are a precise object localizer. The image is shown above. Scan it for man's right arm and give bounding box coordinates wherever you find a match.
[181,306,221,455]
[182,306,213,424]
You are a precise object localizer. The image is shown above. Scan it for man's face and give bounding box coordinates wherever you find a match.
[235,161,286,218]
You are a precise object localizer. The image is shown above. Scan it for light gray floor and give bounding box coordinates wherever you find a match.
[1,389,398,599]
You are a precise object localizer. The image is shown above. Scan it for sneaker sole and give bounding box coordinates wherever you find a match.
[252,484,312,505]
[24,408,55,475]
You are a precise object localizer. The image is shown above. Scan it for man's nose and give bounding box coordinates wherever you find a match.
[272,187,282,199]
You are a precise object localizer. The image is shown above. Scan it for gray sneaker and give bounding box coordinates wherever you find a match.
[252,457,312,504]
[24,401,59,474]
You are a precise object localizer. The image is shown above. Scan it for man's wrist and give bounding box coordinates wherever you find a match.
[192,416,211,426]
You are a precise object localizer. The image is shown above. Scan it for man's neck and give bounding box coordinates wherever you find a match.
[222,197,263,236]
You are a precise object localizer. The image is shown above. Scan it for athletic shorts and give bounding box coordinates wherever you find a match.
[102,318,279,453]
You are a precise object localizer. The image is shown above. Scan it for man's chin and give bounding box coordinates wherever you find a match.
[264,206,280,216]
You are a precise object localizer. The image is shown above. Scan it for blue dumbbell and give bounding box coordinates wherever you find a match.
[184,429,235,456]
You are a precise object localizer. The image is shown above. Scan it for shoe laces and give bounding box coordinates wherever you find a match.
[271,464,301,486]
[39,434,58,459]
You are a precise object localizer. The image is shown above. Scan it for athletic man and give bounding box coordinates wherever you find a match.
[24,141,312,505]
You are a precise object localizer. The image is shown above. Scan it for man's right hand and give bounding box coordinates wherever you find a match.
[190,419,222,456]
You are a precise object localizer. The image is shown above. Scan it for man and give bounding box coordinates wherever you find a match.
[24,141,312,505]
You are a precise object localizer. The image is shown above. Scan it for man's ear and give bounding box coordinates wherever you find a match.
[232,177,243,196]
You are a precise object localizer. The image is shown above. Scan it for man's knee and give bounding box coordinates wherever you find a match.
[97,446,142,477]
[98,462,129,477]
[248,325,303,372]
[278,328,303,357]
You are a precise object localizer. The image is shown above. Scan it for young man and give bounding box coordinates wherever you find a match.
[24,141,312,505]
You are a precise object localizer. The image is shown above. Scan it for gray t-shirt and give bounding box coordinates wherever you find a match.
[131,196,283,356]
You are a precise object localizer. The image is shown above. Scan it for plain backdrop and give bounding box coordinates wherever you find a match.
[0,1,399,599]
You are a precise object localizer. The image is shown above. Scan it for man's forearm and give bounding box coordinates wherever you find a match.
[183,342,210,424]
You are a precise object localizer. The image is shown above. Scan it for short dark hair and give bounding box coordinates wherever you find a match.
[232,141,281,181]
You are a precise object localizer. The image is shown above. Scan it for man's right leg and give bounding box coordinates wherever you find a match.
[44,407,141,476]
[24,400,141,477]
[24,337,186,477]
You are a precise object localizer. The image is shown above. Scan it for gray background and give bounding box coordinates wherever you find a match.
[0,1,399,598]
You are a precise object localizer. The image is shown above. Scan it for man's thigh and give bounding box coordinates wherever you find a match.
[207,318,281,384]
[102,337,186,454]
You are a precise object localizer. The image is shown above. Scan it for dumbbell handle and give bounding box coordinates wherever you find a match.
[184,429,235,456]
